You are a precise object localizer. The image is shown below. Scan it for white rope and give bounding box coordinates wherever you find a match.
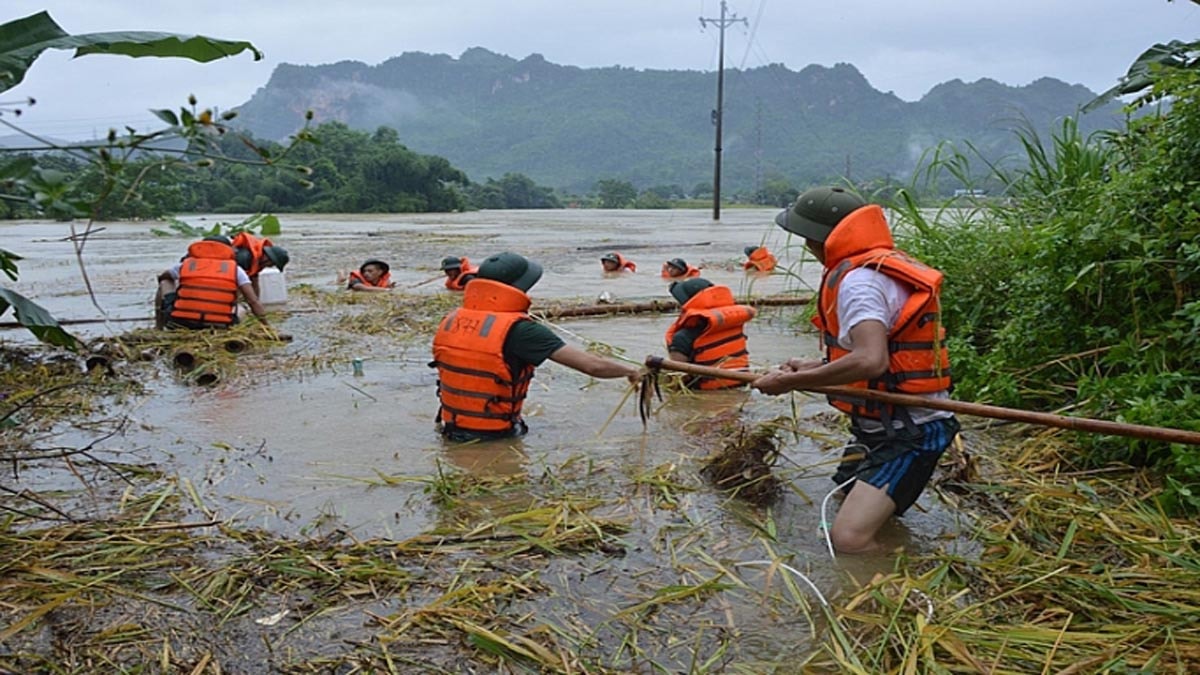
[735,560,829,607]
[820,442,869,560]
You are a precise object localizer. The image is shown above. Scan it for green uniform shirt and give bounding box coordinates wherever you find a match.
[504,319,566,369]
[668,322,705,359]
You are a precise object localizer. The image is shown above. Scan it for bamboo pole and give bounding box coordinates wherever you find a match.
[574,241,713,253]
[643,356,1200,446]
[534,294,811,319]
[408,273,446,288]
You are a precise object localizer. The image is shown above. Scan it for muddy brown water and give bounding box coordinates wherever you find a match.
[1,210,974,667]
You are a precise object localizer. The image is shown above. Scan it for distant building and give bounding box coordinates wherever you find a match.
[954,189,987,198]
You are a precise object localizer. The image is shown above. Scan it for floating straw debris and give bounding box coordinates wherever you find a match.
[700,418,787,506]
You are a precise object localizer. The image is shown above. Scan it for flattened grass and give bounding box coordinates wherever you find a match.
[805,433,1200,673]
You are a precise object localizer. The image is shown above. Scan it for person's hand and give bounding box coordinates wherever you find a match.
[782,358,822,372]
[626,367,645,386]
[752,369,794,396]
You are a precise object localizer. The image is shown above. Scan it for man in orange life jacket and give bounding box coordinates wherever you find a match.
[156,236,270,330]
[660,257,702,279]
[441,256,478,291]
[230,232,289,296]
[600,252,636,273]
[665,278,756,389]
[347,259,395,292]
[752,186,958,554]
[743,245,777,273]
[431,252,642,442]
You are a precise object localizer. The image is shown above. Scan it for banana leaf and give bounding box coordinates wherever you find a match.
[0,287,78,350]
[0,11,262,94]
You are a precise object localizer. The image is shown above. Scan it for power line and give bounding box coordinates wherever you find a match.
[699,0,747,221]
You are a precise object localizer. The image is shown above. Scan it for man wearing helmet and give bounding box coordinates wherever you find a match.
[753,186,959,554]
[230,232,289,297]
[440,256,479,291]
[155,235,270,330]
[431,252,642,442]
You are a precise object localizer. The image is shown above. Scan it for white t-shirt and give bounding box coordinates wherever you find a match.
[837,266,952,429]
[169,262,252,288]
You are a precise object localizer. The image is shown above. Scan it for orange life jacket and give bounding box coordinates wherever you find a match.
[661,262,702,279]
[604,253,637,272]
[169,239,240,326]
[349,269,392,288]
[444,258,479,291]
[664,285,756,389]
[743,247,777,272]
[430,279,536,434]
[230,232,275,279]
[813,205,952,421]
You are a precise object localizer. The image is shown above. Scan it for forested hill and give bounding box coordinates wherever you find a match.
[232,48,1124,194]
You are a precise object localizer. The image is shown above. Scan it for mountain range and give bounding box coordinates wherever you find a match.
[231,48,1126,194]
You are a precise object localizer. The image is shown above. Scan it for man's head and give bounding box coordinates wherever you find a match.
[664,258,689,277]
[441,256,464,278]
[263,245,290,271]
[669,277,713,305]
[360,259,389,282]
[477,252,543,292]
[744,246,760,257]
[600,253,621,272]
[774,186,866,246]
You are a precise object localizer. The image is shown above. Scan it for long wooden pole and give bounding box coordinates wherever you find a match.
[534,294,811,319]
[644,356,1200,446]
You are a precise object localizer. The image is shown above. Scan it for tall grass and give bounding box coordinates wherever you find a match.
[885,69,1200,511]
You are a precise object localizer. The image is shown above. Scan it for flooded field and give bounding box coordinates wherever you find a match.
[0,210,977,671]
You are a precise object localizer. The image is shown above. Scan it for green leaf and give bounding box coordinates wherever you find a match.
[256,214,282,236]
[0,287,79,350]
[0,248,22,282]
[0,156,35,181]
[1084,39,1200,111]
[152,109,180,126]
[0,11,262,95]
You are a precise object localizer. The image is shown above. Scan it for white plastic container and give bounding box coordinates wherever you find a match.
[257,268,288,305]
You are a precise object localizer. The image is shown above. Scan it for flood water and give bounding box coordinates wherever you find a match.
[1,209,973,667]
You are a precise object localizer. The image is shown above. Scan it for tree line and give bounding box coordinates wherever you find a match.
[2,119,829,220]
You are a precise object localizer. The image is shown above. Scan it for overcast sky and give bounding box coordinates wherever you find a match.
[6,1,1200,140]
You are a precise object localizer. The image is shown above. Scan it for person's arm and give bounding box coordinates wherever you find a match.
[548,345,642,385]
[666,322,703,363]
[349,282,391,293]
[753,320,889,395]
[238,282,270,324]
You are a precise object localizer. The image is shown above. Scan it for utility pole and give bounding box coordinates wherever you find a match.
[700,0,746,221]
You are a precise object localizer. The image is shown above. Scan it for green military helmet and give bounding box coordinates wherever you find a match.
[669,277,713,305]
[440,256,464,271]
[263,245,289,271]
[360,258,390,275]
[774,186,866,243]
[477,252,543,292]
[235,247,254,271]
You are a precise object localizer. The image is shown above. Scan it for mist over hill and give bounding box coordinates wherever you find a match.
[231,48,1125,194]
